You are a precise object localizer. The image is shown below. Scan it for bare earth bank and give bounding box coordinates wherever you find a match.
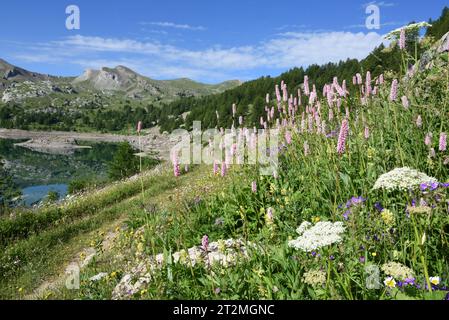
[0,128,178,159]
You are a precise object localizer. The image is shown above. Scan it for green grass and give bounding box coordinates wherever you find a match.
[42,46,449,301]
[2,39,449,301]
[0,163,226,299]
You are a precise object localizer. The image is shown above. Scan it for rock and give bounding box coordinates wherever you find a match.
[419,31,449,72]
[437,32,449,53]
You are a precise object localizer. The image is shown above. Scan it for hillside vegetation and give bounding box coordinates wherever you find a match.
[0,61,240,133]
[1,22,448,300]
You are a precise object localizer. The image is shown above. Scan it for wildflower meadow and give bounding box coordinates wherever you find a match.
[41,26,449,301]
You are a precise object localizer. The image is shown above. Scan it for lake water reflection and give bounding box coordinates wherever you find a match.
[0,139,119,205]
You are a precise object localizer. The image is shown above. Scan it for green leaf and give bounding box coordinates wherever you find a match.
[422,291,448,301]
[339,173,351,187]
[392,289,418,300]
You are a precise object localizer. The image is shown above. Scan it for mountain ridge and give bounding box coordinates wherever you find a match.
[0,58,241,103]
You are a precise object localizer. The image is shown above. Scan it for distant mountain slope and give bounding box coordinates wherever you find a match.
[73,65,241,100]
[0,59,241,104]
[0,59,51,82]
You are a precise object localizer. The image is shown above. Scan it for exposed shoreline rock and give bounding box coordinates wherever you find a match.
[0,128,178,160]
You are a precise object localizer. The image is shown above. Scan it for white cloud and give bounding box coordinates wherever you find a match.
[344,21,404,29]
[140,21,206,31]
[8,31,386,82]
[363,1,396,8]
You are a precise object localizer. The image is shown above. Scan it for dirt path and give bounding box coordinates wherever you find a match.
[23,165,221,300]
[24,218,124,300]
[0,128,177,159]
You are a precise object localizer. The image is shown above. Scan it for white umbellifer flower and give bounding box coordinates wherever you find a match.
[373,167,437,191]
[288,221,346,252]
[296,221,312,235]
[303,269,327,287]
[384,22,432,40]
[381,262,414,280]
[112,238,255,299]
[89,272,108,282]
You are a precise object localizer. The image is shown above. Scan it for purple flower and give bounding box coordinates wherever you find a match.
[374,202,384,212]
[221,161,227,177]
[399,28,406,50]
[214,287,221,294]
[173,155,181,177]
[201,235,209,252]
[311,251,317,257]
[213,161,219,175]
[251,181,257,193]
[425,133,432,146]
[329,255,335,261]
[359,257,366,264]
[416,115,423,128]
[404,278,416,286]
[350,196,366,206]
[337,119,349,155]
[439,132,447,152]
[285,131,292,145]
[343,211,350,221]
[430,182,439,191]
[390,79,398,102]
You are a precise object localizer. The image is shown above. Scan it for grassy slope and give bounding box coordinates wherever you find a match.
[37,42,449,301]
[0,163,226,299]
[2,35,449,301]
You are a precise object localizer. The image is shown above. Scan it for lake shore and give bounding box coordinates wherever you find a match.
[0,128,175,159]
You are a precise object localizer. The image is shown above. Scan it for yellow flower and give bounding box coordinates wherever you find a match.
[312,216,321,223]
[252,268,264,278]
[140,289,148,296]
[136,242,144,253]
[18,287,24,293]
[384,277,396,288]
[371,252,377,257]
[367,147,376,160]
[217,240,226,253]
[429,276,440,286]
[381,209,395,226]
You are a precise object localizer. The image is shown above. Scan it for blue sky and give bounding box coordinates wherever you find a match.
[0,0,446,83]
